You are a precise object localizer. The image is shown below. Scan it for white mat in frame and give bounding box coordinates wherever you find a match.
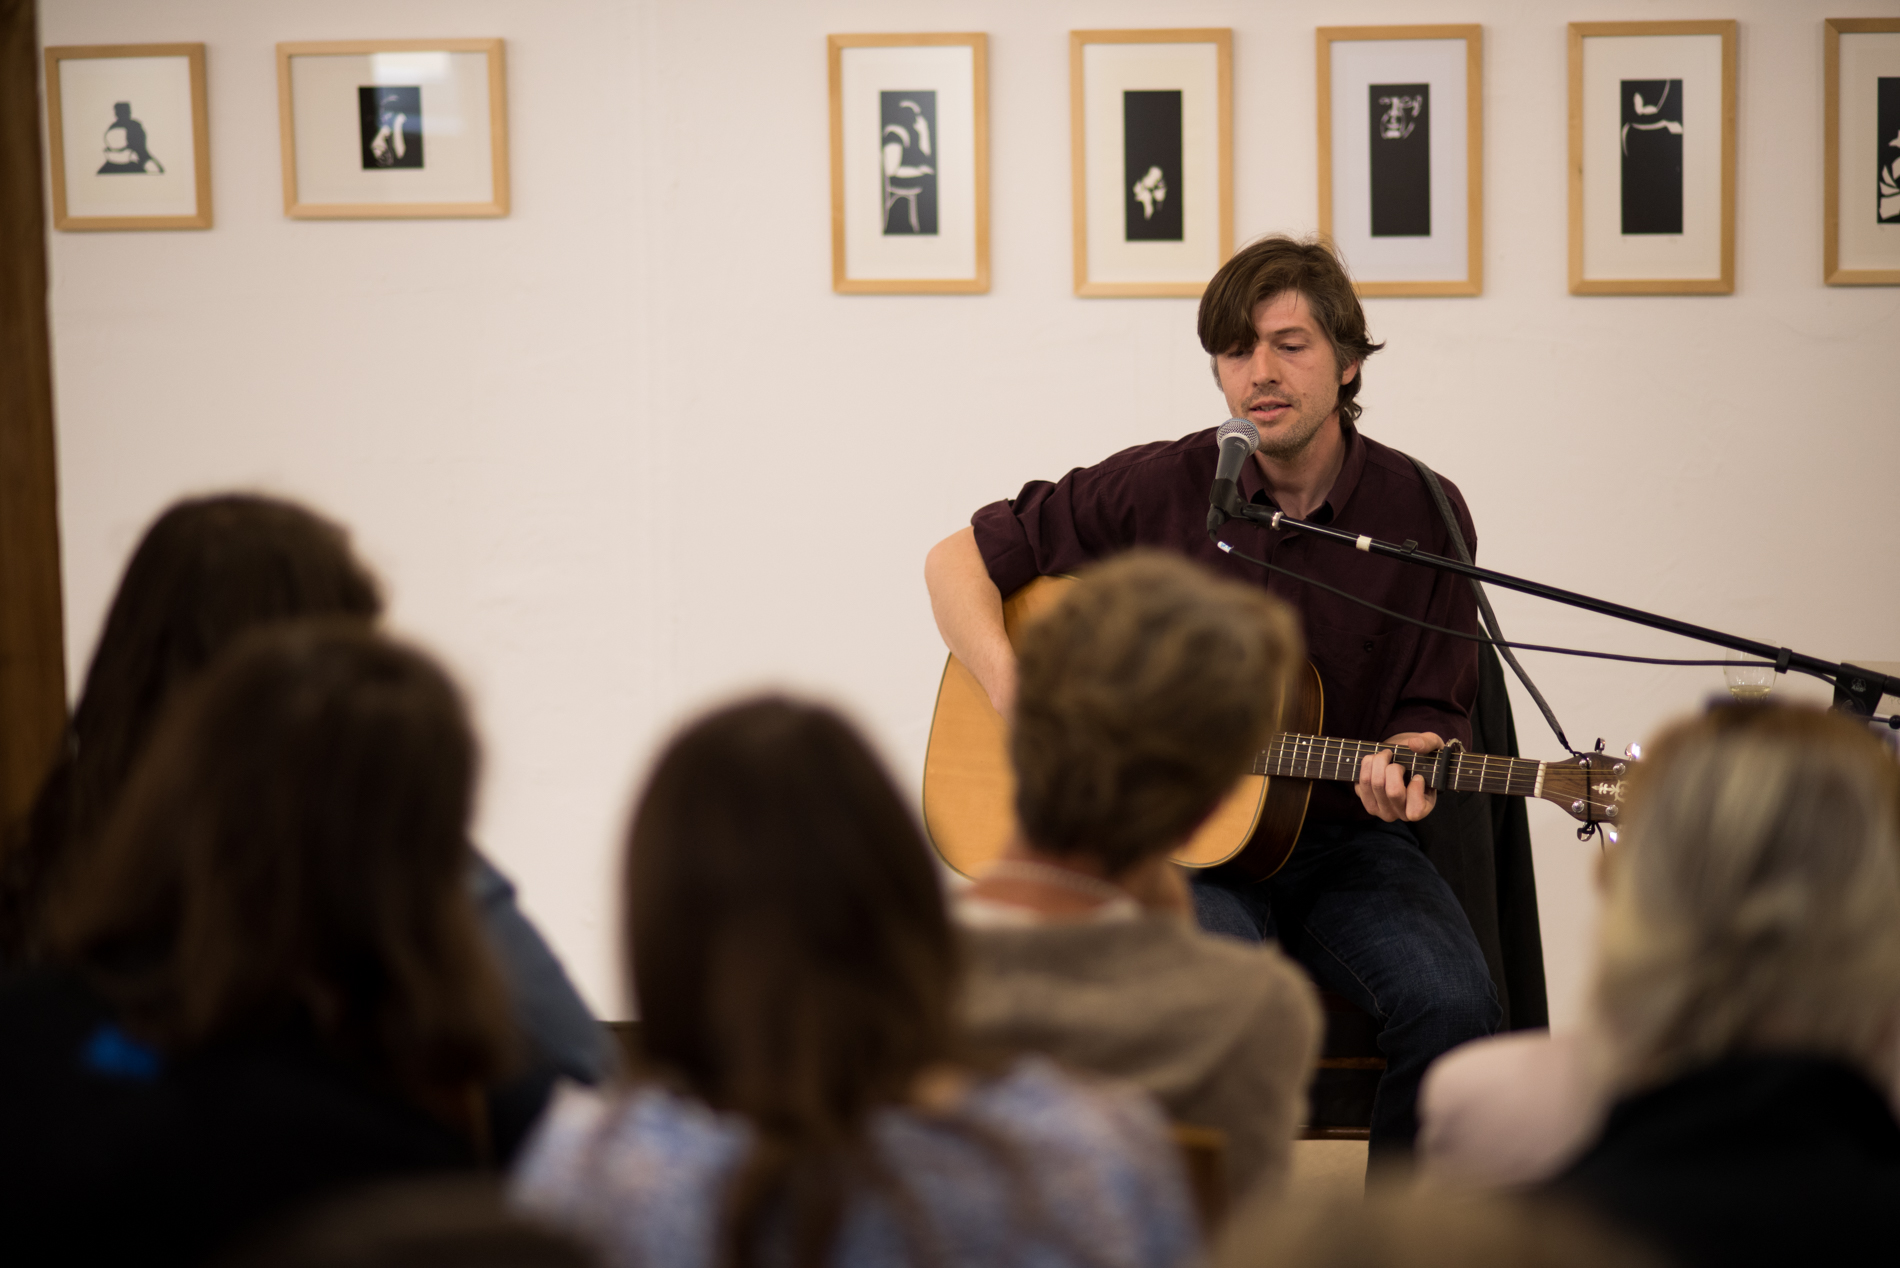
[1319,26,1482,297]
[1070,29,1232,298]
[829,33,989,294]
[276,39,509,219]
[1568,21,1736,295]
[45,43,211,230]
[1826,19,1900,285]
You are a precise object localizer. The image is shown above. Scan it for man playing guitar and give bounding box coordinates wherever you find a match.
[923,234,1499,1160]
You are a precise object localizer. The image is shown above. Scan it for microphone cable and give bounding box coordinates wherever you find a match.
[1211,536,1828,683]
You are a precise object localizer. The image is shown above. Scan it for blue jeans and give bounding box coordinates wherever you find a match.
[1190,818,1499,1156]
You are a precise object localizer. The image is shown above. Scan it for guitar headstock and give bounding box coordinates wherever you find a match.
[1537,752,1635,826]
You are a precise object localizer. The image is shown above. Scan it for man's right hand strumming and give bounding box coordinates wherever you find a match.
[924,526,1018,718]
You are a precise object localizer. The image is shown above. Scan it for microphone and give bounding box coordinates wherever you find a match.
[1206,416,1259,534]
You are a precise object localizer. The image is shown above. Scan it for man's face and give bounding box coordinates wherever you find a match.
[1214,291,1357,460]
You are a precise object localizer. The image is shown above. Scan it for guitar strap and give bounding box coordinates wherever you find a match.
[1400,452,1575,756]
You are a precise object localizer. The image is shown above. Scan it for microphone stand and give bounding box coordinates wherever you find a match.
[1211,499,1900,721]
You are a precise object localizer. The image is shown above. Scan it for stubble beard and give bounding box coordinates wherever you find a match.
[1252,391,1338,460]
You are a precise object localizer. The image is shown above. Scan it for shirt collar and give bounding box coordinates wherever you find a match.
[1238,415,1364,525]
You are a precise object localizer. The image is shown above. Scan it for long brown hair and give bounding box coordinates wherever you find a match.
[0,494,381,962]
[51,623,514,1111]
[625,696,960,1268]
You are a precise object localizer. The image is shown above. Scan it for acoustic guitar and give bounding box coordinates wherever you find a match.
[922,575,1629,880]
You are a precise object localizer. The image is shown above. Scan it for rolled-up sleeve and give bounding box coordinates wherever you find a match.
[968,443,1187,595]
[970,472,1118,595]
[970,494,1045,597]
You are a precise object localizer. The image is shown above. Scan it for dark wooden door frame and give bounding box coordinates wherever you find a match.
[0,0,69,829]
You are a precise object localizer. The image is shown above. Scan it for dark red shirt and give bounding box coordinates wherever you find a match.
[971,421,1481,824]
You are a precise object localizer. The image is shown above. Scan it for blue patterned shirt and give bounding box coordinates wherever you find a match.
[511,1056,1199,1268]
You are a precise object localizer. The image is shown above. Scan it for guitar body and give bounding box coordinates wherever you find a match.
[921,575,1321,880]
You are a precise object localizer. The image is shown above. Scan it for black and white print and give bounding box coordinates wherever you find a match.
[1369,83,1429,237]
[1620,78,1683,235]
[97,101,163,175]
[881,91,938,235]
[1122,90,1183,242]
[359,85,424,170]
[1878,77,1900,224]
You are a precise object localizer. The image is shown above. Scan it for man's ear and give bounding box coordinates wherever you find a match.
[1340,358,1360,387]
[1209,354,1222,386]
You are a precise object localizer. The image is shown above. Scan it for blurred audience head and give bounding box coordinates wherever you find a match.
[1593,702,1900,1092]
[1010,550,1302,876]
[2,493,381,960]
[227,1176,598,1268]
[1214,1189,1663,1268]
[51,623,513,1113]
[624,695,955,1267]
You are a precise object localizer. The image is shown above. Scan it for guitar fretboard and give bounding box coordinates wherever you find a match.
[1255,733,1545,797]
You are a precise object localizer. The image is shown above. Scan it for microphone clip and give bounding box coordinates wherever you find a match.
[1207,478,1245,538]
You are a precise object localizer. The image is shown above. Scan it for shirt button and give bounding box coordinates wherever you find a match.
[1362,640,1375,652]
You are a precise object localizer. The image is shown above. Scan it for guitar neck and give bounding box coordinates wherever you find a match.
[1256,733,1547,799]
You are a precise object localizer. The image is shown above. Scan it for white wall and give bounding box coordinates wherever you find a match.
[40,0,1900,1025]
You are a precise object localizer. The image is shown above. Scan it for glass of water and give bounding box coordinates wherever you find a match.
[1723,649,1775,702]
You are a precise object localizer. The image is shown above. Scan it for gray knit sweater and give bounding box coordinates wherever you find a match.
[957,911,1321,1202]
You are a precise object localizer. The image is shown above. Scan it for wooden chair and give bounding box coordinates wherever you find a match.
[1169,1122,1228,1233]
[1301,990,1385,1141]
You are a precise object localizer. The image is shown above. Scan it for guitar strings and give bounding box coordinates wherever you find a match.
[1213,539,1823,680]
[1265,735,1609,807]
[1265,733,1522,793]
[1262,734,1593,801]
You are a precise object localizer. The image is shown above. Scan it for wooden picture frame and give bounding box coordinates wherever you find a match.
[1317,26,1482,297]
[1824,17,1900,285]
[1070,29,1233,297]
[276,39,509,219]
[1568,21,1737,295]
[827,33,990,294]
[44,43,212,231]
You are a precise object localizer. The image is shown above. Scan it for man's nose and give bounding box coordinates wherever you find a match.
[1247,345,1281,384]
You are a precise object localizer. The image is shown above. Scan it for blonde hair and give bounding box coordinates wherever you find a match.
[1592,704,1900,1092]
[1010,550,1302,876]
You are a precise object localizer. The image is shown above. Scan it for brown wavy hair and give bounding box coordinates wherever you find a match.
[1197,234,1384,427]
[625,697,971,1268]
[51,623,514,1120]
[1011,551,1303,876]
[0,494,381,963]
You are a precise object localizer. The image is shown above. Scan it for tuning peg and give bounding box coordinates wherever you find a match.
[1625,742,1642,759]
[1594,738,1606,753]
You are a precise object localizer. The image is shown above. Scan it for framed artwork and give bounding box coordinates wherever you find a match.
[828,33,989,294]
[1070,29,1233,297]
[1568,21,1737,295]
[43,44,211,231]
[1317,26,1482,296]
[1825,18,1900,285]
[276,39,509,219]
